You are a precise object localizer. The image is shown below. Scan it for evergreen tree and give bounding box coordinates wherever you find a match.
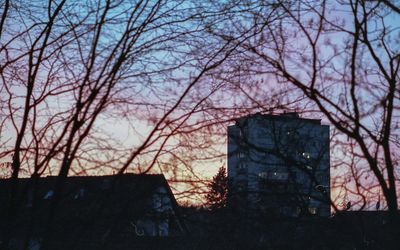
[206,166,228,210]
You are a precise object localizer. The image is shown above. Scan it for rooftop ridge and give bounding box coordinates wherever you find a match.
[2,173,166,180]
[232,112,323,126]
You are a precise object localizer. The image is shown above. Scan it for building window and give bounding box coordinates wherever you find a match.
[258,172,268,179]
[280,206,291,215]
[308,207,317,215]
[315,185,328,193]
[43,190,54,200]
[302,152,311,159]
[271,172,288,181]
[238,162,246,169]
[237,181,246,192]
[158,219,169,236]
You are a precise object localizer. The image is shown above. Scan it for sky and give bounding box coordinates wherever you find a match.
[1,0,399,207]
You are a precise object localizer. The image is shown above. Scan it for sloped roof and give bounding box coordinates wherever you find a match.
[0,174,174,217]
[0,174,187,249]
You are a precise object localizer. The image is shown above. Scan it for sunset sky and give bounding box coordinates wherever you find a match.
[1,0,399,209]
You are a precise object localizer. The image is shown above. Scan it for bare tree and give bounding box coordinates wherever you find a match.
[203,0,399,217]
[0,0,250,248]
[2,0,398,248]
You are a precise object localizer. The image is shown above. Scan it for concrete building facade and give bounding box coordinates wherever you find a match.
[227,112,330,217]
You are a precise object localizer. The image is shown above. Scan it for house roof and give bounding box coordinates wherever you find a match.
[231,112,324,127]
[0,174,187,248]
[0,174,176,215]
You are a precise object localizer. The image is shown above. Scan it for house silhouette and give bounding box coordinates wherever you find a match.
[0,174,187,249]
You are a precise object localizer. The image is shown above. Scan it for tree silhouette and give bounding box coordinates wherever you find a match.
[203,0,400,216]
[0,1,240,248]
[206,166,228,210]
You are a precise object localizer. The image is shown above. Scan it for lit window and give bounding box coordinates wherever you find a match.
[258,172,268,179]
[302,152,311,159]
[270,172,288,180]
[238,151,245,158]
[308,207,317,215]
[238,162,246,169]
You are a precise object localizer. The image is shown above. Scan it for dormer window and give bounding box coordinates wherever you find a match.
[152,187,169,212]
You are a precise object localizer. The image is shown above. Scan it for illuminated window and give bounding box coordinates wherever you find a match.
[258,172,268,179]
[302,152,311,159]
[270,172,288,180]
[308,207,317,215]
